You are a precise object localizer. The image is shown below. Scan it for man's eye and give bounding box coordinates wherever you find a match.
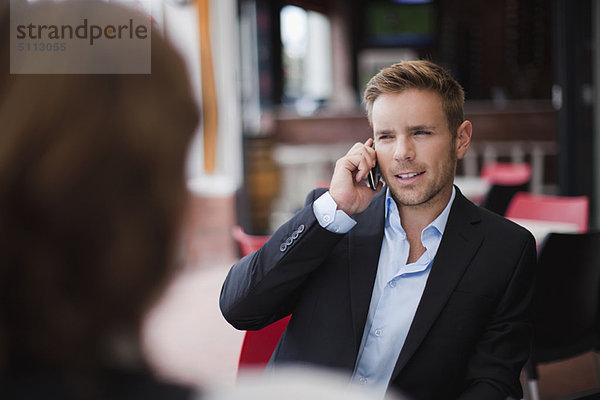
[415,130,431,136]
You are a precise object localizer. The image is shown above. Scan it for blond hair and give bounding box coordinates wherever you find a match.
[363,60,465,136]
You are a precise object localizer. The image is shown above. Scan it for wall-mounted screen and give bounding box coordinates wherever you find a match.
[364,2,437,46]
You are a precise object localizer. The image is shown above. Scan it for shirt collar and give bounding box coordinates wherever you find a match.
[384,185,456,237]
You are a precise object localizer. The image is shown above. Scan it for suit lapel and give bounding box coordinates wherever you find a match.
[347,189,386,352]
[391,189,484,378]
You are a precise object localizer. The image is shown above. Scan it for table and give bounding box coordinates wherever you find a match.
[507,217,579,244]
[453,176,490,204]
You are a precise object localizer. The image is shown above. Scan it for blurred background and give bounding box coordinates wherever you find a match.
[160,0,597,252]
[91,0,598,399]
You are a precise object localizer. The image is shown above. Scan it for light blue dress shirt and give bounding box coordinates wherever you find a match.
[313,187,456,397]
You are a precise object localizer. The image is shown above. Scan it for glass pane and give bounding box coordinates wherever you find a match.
[280,5,332,115]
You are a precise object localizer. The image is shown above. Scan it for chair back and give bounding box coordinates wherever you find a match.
[505,193,589,233]
[237,315,291,372]
[531,232,600,363]
[231,226,290,374]
[480,161,532,186]
[232,225,270,256]
[479,162,531,215]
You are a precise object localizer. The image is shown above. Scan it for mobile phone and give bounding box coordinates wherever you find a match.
[367,143,380,191]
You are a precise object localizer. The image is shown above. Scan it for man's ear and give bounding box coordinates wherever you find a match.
[455,120,472,160]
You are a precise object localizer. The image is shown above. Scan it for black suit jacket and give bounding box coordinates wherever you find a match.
[220,187,536,400]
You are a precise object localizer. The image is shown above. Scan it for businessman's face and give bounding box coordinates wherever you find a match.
[372,89,471,211]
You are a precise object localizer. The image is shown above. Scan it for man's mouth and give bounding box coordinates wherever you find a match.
[396,171,425,180]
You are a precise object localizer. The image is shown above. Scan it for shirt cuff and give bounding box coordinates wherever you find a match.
[312,191,357,234]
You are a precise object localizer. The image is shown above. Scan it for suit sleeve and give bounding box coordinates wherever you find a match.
[219,189,346,331]
[458,233,536,400]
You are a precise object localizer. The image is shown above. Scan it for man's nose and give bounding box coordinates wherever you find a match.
[393,137,415,161]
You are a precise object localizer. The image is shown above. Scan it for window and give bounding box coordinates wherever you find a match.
[280,5,333,115]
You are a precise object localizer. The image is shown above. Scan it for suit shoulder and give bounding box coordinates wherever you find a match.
[477,205,535,243]
[452,192,535,246]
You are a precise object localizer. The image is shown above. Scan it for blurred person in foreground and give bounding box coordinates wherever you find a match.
[220,60,536,400]
[205,366,406,400]
[0,1,201,398]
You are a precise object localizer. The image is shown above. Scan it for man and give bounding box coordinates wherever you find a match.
[220,60,536,400]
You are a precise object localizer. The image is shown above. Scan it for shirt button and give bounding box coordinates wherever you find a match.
[297,224,305,233]
[374,329,382,337]
[323,215,331,222]
[292,231,299,239]
[285,237,293,245]
[279,243,287,252]
[359,377,367,385]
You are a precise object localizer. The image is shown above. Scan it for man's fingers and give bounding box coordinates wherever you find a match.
[348,141,375,157]
[348,142,366,155]
[346,153,374,183]
[329,138,379,215]
[346,141,376,183]
[346,142,376,168]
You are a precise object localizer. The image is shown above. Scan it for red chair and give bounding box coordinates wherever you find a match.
[232,225,270,257]
[231,226,291,373]
[480,161,532,186]
[505,192,589,233]
[479,162,532,215]
[237,315,291,372]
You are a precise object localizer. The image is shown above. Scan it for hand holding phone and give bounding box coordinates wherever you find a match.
[329,138,380,215]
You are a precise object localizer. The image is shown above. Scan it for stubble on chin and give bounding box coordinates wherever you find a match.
[389,182,446,210]
[388,155,457,211]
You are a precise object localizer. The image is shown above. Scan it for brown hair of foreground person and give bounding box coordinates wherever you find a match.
[0,0,199,393]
